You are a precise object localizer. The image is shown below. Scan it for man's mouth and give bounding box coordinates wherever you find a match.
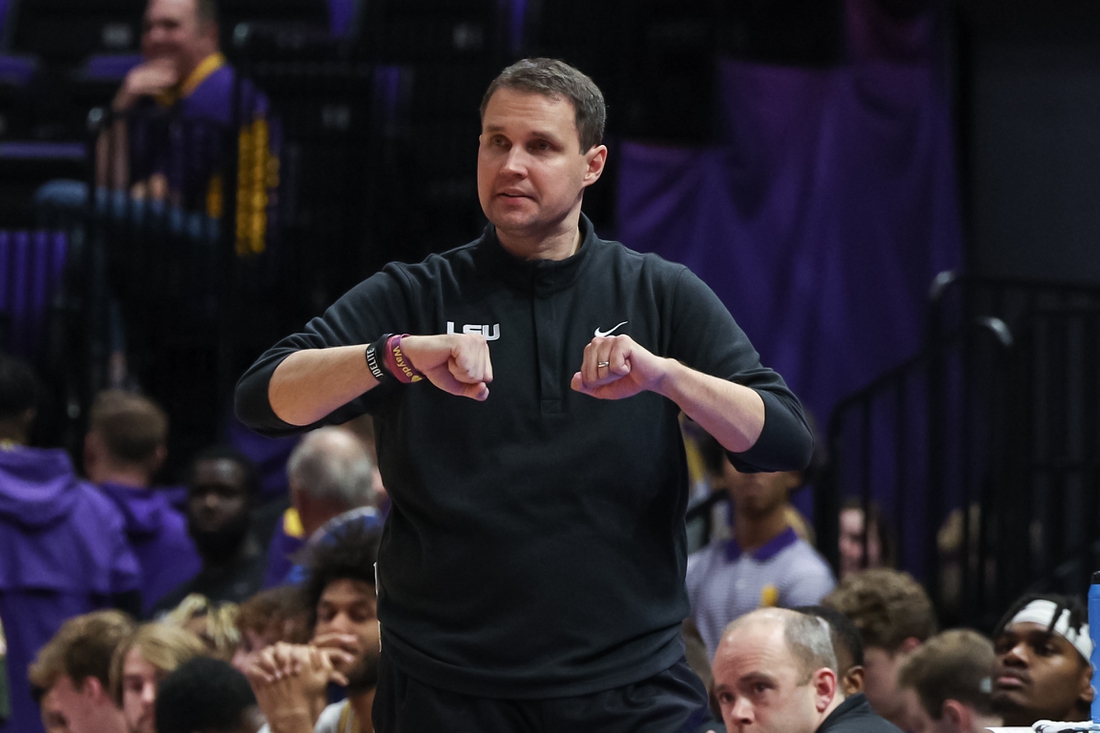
[994,670,1029,689]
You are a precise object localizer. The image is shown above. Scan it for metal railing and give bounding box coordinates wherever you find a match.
[816,272,1100,629]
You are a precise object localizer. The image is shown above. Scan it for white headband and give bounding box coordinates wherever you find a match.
[1009,600,1093,663]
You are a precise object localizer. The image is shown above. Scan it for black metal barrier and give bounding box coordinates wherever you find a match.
[816,272,1100,629]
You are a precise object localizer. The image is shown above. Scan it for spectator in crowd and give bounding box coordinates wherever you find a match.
[156,657,262,733]
[838,499,893,580]
[109,623,208,733]
[37,688,70,733]
[153,447,266,614]
[687,434,834,659]
[265,427,380,587]
[163,595,241,661]
[28,639,72,733]
[796,605,866,698]
[248,524,383,732]
[898,629,1000,733]
[824,569,937,729]
[27,611,136,733]
[0,356,141,733]
[990,594,1093,725]
[232,586,310,675]
[85,390,202,614]
[708,608,899,733]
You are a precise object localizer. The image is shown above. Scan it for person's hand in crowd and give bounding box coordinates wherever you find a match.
[113,58,179,113]
[311,632,363,677]
[401,334,493,401]
[570,334,672,400]
[246,643,350,733]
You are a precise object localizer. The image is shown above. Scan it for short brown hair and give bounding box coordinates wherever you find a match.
[88,390,168,464]
[898,629,996,718]
[824,569,937,652]
[29,611,135,692]
[480,58,606,152]
[109,623,208,706]
[236,586,310,646]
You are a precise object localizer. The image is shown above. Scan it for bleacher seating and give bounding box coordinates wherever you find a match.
[8,0,145,63]
[0,229,68,362]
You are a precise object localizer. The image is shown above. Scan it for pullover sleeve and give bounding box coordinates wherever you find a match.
[666,266,814,473]
[234,268,413,437]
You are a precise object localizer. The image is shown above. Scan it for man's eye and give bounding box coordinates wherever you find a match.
[717,692,733,704]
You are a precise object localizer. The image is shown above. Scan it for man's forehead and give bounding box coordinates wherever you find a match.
[718,622,793,671]
[482,90,577,131]
[145,0,196,22]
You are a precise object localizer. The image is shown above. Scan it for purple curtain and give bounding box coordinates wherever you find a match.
[615,0,963,432]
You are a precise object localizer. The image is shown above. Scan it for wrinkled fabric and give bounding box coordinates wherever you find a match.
[96,482,202,614]
[616,2,961,434]
[0,446,140,733]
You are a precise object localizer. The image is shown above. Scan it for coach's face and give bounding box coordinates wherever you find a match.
[478,88,606,255]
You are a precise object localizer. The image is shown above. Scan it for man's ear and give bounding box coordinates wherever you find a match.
[899,637,922,655]
[942,699,968,732]
[842,665,865,696]
[581,145,607,188]
[150,444,167,475]
[1079,660,1094,704]
[812,667,838,713]
[80,675,108,704]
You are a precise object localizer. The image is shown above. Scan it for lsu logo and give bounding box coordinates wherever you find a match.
[446,322,500,341]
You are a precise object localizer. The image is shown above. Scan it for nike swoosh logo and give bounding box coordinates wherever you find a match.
[594,321,628,338]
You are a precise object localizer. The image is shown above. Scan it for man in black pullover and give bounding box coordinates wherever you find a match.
[236,57,814,732]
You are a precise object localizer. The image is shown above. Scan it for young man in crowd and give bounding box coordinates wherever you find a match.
[824,568,937,728]
[153,447,266,614]
[156,657,263,733]
[0,356,140,733]
[85,390,201,614]
[109,623,208,733]
[247,524,382,732]
[687,435,834,660]
[708,608,898,733]
[990,594,1092,725]
[898,629,1001,733]
[28,611,136,733]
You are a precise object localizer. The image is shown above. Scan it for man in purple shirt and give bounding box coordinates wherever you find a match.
[105,0,279,245]
[84,390,202,615]
[0,356,141,733]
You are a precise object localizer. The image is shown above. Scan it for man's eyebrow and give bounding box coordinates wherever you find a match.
[482,125,564,142]
[739,671,777,685]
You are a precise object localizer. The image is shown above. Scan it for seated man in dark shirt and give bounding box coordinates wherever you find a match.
[152,446,267,615]
[709,608,900,733]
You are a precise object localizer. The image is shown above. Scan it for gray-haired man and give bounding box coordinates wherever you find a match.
[711,608,900,733]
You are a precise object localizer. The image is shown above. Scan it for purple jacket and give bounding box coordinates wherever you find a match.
[0,446,140,733]
[96,482,202,615]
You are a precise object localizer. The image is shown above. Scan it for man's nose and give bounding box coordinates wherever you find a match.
[141,680,156,705]
[1001,643,1028,665]
[501,146,529,175]
[731,696,754,725]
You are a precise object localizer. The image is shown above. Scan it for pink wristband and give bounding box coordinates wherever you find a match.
[385,334,424,384]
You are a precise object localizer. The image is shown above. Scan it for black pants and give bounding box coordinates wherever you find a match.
[373,649,711,733]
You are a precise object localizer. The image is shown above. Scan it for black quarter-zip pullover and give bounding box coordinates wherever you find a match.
[236,215,813,698]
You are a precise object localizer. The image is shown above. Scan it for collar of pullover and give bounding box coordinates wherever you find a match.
[478,214,597,296]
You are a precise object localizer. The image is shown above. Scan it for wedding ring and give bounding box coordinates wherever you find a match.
[597,361,610,368]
